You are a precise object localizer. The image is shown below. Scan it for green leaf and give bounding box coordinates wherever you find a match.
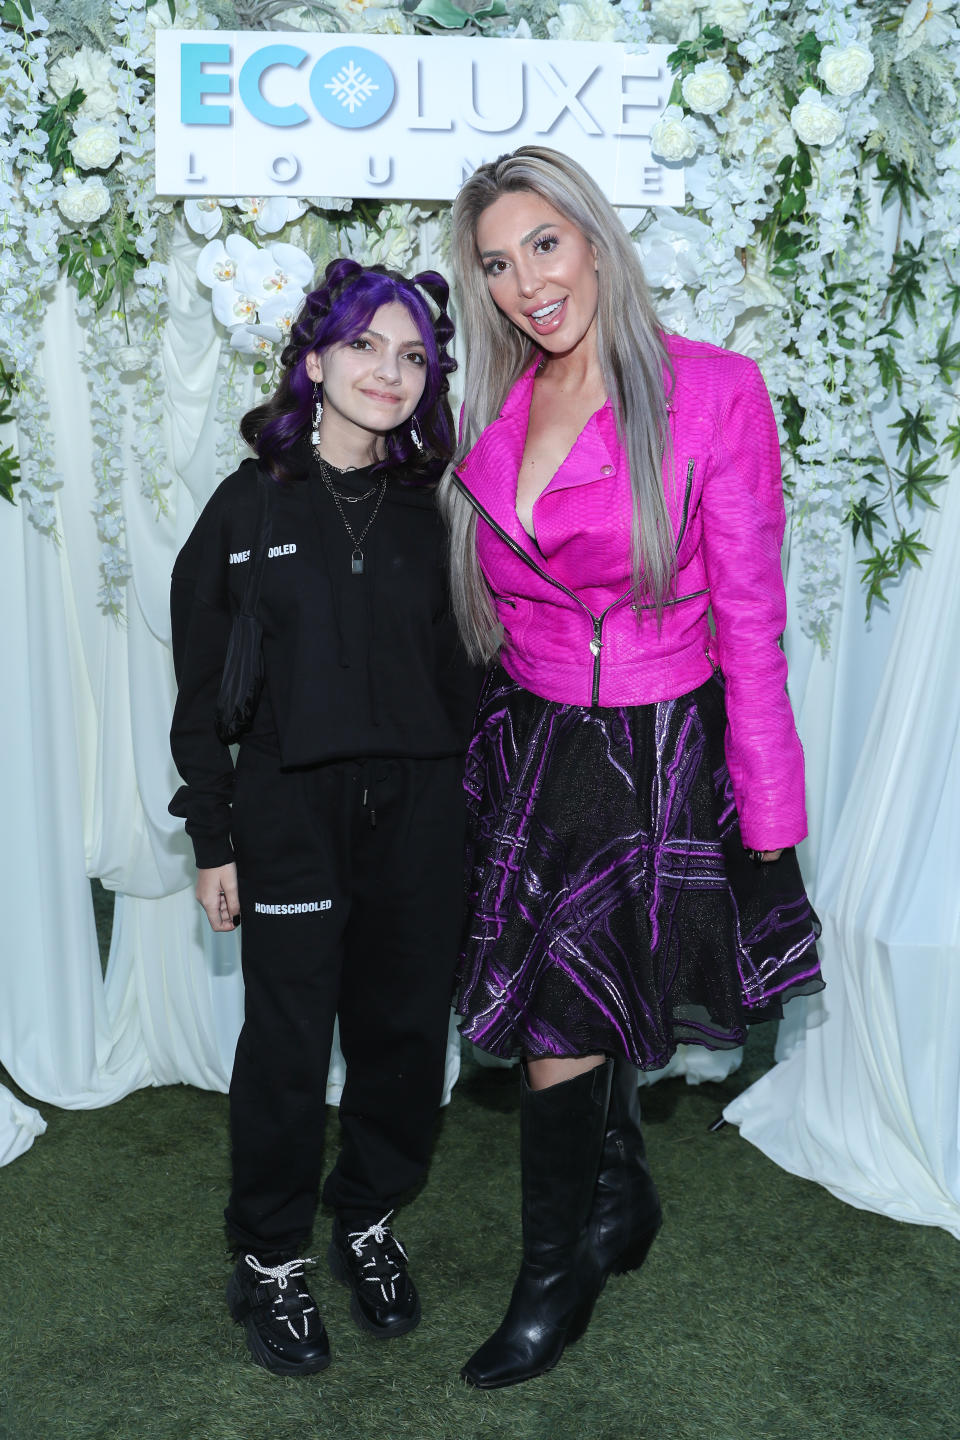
[889,405,934,456]
[875,345,903,394]
[859,547,896,618]
[847,496,887,547]
[944,418,960,460]
[887,239,926,324]
[891,527,930,571]
[0,445,20,505]
[795,32,822,66]
[894,453,946,511]
[933,328,960,386]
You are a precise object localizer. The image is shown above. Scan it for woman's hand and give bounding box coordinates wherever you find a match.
[196,863,240,932]
[746,848,783,864]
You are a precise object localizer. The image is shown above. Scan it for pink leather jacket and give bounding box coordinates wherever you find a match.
[453,334,807,850]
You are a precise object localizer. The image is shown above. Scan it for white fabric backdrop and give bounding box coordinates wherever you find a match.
[724,461,960,1239]
[2,220,956,1245]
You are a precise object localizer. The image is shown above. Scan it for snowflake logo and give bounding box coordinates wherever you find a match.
[311,46,396,130]
[325,60,379,116]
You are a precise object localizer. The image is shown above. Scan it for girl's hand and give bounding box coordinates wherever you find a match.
[196,863,240,932]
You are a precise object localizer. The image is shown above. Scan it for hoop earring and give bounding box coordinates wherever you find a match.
[410,415,424,452]
[311,382,323,446]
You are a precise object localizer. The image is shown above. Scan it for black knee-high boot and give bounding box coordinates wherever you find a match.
[588,1058,662,1282]
[460,1059,613,1390]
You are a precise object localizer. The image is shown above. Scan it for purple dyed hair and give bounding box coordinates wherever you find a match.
[240,258,456,483]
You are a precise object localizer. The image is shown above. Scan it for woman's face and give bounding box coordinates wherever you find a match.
[474,190,599,360]
[305,300,428,446]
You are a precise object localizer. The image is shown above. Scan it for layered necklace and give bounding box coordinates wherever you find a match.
[313,447,387,577]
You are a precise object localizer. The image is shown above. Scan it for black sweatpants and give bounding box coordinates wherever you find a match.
[224,748,465,1255]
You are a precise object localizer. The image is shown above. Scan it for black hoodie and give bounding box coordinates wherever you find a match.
[169,453,480,868]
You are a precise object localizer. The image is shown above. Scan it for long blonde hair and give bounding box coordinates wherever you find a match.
[439,145,674,663]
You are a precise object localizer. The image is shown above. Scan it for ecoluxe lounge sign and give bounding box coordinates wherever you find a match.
[154,31,682,204]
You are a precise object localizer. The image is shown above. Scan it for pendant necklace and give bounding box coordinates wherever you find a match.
[315,452,387,576]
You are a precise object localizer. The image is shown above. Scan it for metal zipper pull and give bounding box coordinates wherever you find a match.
[589,618,603,657]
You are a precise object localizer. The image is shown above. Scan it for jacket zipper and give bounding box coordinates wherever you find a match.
[452,472,710,707]
[453,473,630,708]
[675,459,695,553]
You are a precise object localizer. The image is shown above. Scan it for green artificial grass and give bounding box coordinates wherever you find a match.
[1,888,957,1440]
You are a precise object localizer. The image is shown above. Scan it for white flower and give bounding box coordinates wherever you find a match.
[816,43,874,98]
[649,0,704,41]
[48,47,118,121]
[547,0,620,43]
[681,60,735,116]
[651,105,699,163]
[198,235,314,331]
[725,92,795,165]
[113,344,151,373]
[895,0,958,60]
[230,329,277,357]
[69,122,121,171]
[701,0,749,40]
[233,197,308,235]
[638,209,713,289]
[789,88,844,148]
[57,174,112,224]
[184,198,225,239]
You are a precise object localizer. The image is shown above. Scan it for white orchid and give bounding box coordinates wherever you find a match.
[895,0,957,60]
[233,197,309,235]
[184,197,226,239]
[197,235,314,344]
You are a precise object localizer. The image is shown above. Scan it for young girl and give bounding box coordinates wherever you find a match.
[170,259,477,1376]
[441,147,823,1389]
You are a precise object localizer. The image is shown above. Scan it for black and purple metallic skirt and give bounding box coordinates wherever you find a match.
[456,667,823,1070]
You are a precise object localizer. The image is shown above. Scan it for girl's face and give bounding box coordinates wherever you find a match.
[305,300,428,448]
[474,190,599,360]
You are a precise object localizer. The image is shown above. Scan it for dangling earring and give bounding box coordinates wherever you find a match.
[311,382,323,447]
[410,415,424,452]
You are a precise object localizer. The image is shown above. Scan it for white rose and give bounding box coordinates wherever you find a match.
[681,60,734,115]
[789,88,844,148]
[70,124,121,171]
[650,0,704,41]
[650,105,699,163]
[547,0,620,42]
[57,176,112,224]
[49,47,118,120]
[817,43,874,97]
[701,0,749,40]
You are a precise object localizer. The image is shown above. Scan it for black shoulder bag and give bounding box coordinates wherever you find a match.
[215,475,273,745]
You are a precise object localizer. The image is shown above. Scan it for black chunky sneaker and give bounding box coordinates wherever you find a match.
[226,1253,331,1375]
[328,1212,421,1338]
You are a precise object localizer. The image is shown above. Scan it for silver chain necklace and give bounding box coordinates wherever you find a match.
[315,452,387,576]
[311,445,378,502]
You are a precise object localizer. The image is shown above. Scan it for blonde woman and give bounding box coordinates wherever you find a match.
[441,146,822,1389]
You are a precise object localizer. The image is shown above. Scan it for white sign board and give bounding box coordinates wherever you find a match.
[154,32,682,205]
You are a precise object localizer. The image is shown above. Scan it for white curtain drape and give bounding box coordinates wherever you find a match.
[724,457,960,1239]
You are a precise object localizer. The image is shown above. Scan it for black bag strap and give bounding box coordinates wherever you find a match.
[239,474,273,618]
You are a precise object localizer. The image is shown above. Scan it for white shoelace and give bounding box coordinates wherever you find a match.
[346,1212,408,1304]
[243,1254,317,1340]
